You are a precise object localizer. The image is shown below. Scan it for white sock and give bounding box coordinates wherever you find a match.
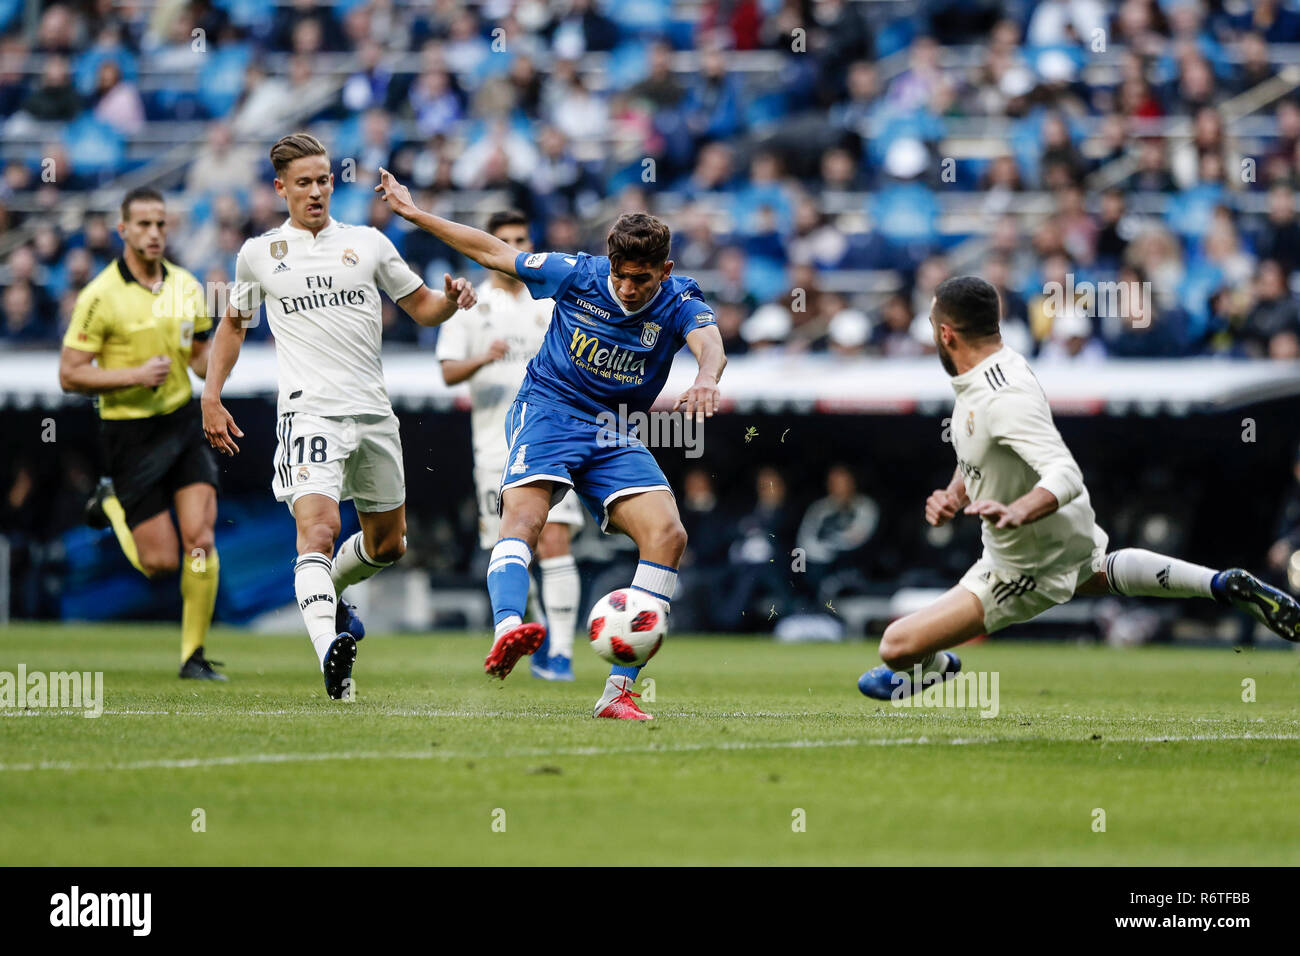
[296,552,339,668]
[631,560,677,610]
[494,614,522,640]
[540,555,580,658]
[912,651,950,682]
[1105,549,1217,599]
[332,531,391,596]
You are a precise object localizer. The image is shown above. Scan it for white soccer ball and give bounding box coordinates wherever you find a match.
[587,588,666,666]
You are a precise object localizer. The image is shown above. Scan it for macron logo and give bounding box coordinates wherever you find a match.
[50,886,151,936]
[575,298,611,321]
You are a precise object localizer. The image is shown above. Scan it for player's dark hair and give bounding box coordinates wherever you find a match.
[606,213,671,267]
[119,187,164,222]
[486,209,529,236]
[933,275,1001,340]
[270,132,329,176]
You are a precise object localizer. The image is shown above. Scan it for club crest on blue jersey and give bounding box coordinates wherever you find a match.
[640,322,661,347]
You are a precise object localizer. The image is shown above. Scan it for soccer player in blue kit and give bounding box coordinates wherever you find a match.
[375,169,726,719]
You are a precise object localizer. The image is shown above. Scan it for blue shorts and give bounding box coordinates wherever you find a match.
[499,400,672,532]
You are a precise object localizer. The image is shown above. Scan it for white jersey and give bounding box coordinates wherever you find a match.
[233,218,423,417]
[436,278,554,475]
[949,345,1099,573]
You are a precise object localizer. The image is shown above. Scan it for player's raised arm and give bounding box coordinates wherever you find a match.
[374,168,519,276]
[200,298,248,457]
[395,273,478,327]
[925,467,969,527]
[673,324,726,421]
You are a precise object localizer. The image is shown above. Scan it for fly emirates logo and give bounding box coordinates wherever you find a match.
[568,329,648,385]
[280,274,367,315]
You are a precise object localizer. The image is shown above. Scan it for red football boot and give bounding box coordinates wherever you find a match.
[484,622,547,679]
[593,676,653,720]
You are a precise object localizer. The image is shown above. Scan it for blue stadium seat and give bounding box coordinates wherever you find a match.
[196,44,251,119]
[62,116,126,182]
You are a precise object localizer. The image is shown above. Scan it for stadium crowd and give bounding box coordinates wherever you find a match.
[2,0,1300,360]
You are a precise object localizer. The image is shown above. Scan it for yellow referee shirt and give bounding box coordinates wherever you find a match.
[64,257,211,420]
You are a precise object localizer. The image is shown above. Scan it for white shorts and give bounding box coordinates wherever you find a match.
[474,466,583,550]
[959,525,1109,634]
[272,411,406,514]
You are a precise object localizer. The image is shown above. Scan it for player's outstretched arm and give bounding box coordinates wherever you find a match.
[965,487,1059,529]
[440,339,508,385]
[396,273,477,327]
[673,324,726,422]
[374,168,519,276]
[200,302,248,457]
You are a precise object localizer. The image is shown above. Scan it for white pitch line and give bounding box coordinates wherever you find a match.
[2,733,1299,774]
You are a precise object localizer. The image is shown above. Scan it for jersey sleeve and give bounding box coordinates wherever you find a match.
[675,279,717,339]
[434,310,470,363]
[372,229,424,301]
[63,285,109,352]
[513,251,581,300]
[231,243,264,314]
[986,386,1085,508]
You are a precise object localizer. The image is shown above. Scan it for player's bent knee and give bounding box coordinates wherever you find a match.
[372,537,406,564]
[878,620,916,669]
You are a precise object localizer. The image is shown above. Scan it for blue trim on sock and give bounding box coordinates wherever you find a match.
[631,584,671,603]
[638,560,677,574]
[609,665,641,680]
[496,536,533,549]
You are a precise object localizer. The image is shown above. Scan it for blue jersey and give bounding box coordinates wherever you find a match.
[512,251,717,422]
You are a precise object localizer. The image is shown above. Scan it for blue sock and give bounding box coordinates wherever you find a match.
[609,664,641,680]
[487,537,532,631]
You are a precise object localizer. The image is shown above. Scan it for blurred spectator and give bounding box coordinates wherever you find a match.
[682,47,743,143]
[741,303,792,353]
[1254,185,1300,276]
[1038,305,1106,363]
[549,0,618,57]
[827,307,871,357]
[1103,265,1192,358]
[21,54,80,121]
[796,465,879,596]
[630,40,685,110]
[722,466,798,626]
[871,292,927,357]
[1238,260,1300,358]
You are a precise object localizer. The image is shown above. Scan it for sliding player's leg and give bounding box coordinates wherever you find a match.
[595,489,687,720]
[531,496,583,681]
[174,481,223,680]
[484,481,553,678]
[857,586,983,700]
[1080,548,1300,642]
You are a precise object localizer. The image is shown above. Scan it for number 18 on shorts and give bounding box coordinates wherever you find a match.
[271,411,407,514]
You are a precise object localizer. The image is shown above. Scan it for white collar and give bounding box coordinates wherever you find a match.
[606,275,663,318]
[280,216,336,239]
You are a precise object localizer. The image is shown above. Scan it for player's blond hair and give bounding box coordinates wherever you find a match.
[270,133,329,176]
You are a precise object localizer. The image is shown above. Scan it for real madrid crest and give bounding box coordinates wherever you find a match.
[297,465,310,483]
[640,321,661,347]
[965,410,975,436]
[270,240,288,260]
[342,248,359,267]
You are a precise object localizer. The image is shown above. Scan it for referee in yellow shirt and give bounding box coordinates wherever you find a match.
[59,187,225,680]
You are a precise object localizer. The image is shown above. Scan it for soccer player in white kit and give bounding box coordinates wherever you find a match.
[436,210,586,681]
[858,275,1300,699]
[200,132,479,699]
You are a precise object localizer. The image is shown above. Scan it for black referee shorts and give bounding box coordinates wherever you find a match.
[100,399,220,528]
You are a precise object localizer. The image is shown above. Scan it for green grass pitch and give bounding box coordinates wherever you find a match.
[2,623,1299,865]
